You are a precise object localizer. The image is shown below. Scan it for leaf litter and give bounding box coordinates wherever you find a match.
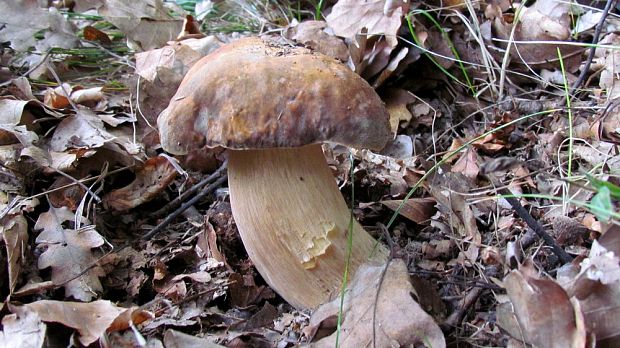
[0,0,619,346]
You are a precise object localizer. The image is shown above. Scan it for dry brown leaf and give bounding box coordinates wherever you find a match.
[499,261,586,348]
[98,0,183,51]
[0,213,29,293]
[104,155,178,211]
[50,110,115,151]
[325,0,408,48]
[451,147,480,179]
[34,206,105,301]
[564,227,620,345]
[596,33,620,99]
[383,88,416,135]
[381,197,436,224]
[429,172,481,264]
[21,300,137,346]
[489,3,581,70]
[163,329,226,348]
[285,20,350,62]
[83,25,112,45]
[308,259,445,347]
[0,97,39,146]
[0,1,78,52]
[0,306,46,348]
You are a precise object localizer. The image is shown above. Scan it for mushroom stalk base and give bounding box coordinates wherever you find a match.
[228,144,388,309]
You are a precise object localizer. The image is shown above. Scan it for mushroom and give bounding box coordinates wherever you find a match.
[158,37,391,309]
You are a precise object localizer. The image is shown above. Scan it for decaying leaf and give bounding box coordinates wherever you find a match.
[498,261,587,348]
[0,306,46,348]
[488,0,581,70]
[0,1,78,52]
[0,213,29,293]
[383,88,416,135]
[98,0,183,51]
[285,20,350,62]
[50,110,115,151]
[325,0,409,48]
[596,33,620,100]
[34,206,105,301]
[429,171,481,264]
[381,197,436,224]
[164,329,226,348]
[308,259,445,347]
[20,300,150,346]
[104,155,178,211]
[451,147,480,179]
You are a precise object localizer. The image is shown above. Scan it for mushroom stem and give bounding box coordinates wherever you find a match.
[228,144,388,309]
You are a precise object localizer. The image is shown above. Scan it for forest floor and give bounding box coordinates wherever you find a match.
[1,0,619,347]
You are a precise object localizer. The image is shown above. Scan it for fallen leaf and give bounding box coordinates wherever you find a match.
[596,33,620,99]
[21,300,136,346]
[0,98,39,146]
[50,110,115,151]
[451,147,480,179]
[0,306,46,348]
[429,172,481,265]
[499,261,586,347]
[163,329,226,348]
[308,259,445,347]
[326,0,409,48]
[381,197,436,224]
[489,3,581,70]
[285,20,350,62]
[34,206,105,300]
[83,25,112,45]
[0,1,78,52]
[0,213,29,293]
[103,155,178,211]
[98,0,183,51]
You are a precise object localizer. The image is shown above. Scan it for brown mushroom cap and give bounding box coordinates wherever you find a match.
[157,37,391,154]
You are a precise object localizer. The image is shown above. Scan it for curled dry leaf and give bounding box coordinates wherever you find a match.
[104,155,178,211]
[0,306,46,348]
[308,259,445,347]
[34,206,105,301]
[50,110,115,151]
[498,261,587,348]
[0,213,29,293]
[565,227,620,345]
[0,98,39,146]
[428,171,481,264]
[325,0,409,48]
[20,300,150,346]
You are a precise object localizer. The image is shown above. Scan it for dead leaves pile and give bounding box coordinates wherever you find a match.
[0,0,619,347]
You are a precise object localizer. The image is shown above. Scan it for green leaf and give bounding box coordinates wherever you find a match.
[585,173,620,199]
[591,186,613,222]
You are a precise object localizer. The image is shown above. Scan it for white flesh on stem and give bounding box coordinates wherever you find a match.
[228,144,388,309]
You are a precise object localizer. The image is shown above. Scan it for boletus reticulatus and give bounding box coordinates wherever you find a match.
[158,37,391,309]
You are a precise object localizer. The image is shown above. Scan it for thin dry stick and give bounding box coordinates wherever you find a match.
[152,161,227,219]
[489,177,573,264]
[142,175,227,240]
[566,0,616,102]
